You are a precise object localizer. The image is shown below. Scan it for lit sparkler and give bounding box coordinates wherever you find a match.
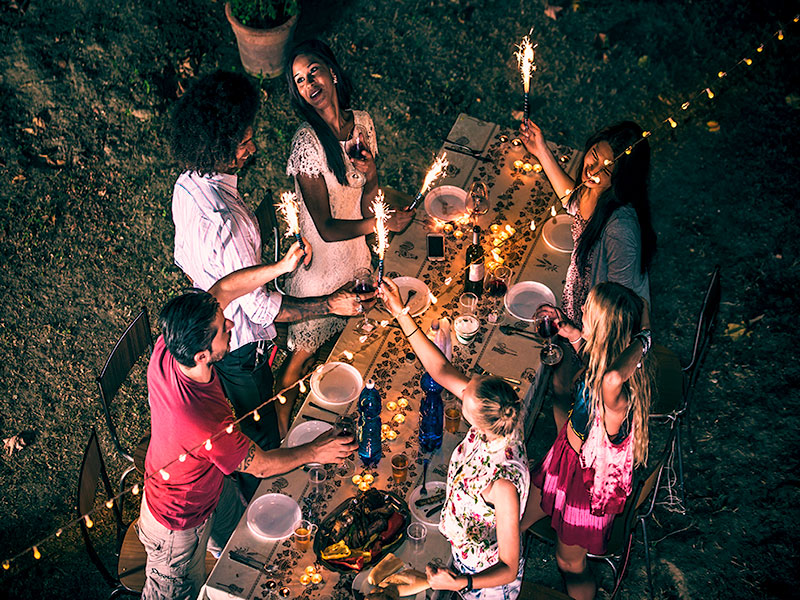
[372,190,392,283]
[277,191,306,255]
[406,153,449,211]
[515,34,537,122]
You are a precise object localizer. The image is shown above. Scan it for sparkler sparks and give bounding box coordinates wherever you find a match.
[372,190,392,282]
[277,191,306,253]
[515,33,537,120]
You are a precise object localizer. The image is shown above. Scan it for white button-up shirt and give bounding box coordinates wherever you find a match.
[172,171,282,351]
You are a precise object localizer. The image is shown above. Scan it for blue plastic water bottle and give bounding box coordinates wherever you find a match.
[357,379,383,467]
[419,372,444,453]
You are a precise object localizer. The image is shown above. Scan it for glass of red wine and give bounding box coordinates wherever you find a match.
[536,312,563,366]
[485,265,512,298]
[344,124,368,187]
[352,267,377,335]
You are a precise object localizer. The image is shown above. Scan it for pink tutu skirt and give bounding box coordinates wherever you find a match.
[531,424,616,555]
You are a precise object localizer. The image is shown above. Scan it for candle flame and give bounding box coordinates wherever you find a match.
[371,190,392,259]
[419,154,449,196]
[277,191,301,237]
[515,35,537,94]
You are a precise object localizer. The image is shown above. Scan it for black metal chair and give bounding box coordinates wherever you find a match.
[651,265,721,505]
[77,428,145,598]
[527,426,677,599]
[96,307,153,488]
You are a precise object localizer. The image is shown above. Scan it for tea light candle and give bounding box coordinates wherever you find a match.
[300,574,312,586]
[279,587,291,597]
[493,237,503,247]
[352,474,363,485]
[265,580,278,589]
[443,223,454,234]
[522,162,533,174]
[393,413,406,424]
[453,229,464,239]
[386,400,398,412]
[362,473,374,485]
[486,261,498,270]
[491,250,505,264]
[311,573,323,584]
[533,163,543,173]
[305,566,317,576]
[499,231,509,241]
[397,397,409,409]
[511,138,522,147]
[386,429,398,441]
[499,134,509,143]
[513,159,524,173]
[559,155,569,163]
[358,481,371,492]
[505,224,516,235]
[381,423,391,434]
[490,223,501,233]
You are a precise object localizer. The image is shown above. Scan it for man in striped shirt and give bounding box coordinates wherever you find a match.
[170,71,371,477]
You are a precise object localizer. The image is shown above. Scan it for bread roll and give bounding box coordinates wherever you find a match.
[378,568,430,596]
[367,553,404,586]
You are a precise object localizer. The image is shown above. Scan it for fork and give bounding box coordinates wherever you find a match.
[420,457,430,495]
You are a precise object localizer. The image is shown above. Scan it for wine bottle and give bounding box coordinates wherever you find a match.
[464,225,485,297]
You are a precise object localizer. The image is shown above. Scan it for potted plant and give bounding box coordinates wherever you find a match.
[225,0,300,78]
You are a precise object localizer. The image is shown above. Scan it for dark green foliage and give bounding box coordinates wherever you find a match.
[228,0,299,29]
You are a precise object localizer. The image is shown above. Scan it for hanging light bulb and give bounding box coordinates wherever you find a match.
[226,424,234,434]
[299,380,307,393]
[777,30,784,40]
[705,87,715,99]
[32,547,41,560]
[625,146,633,155]
[205,439,213,451]
[55,529,63,537]
[85,515,94,528]
[743,57,752,66]
[132,484,140,495]
[681,101,690,110]
[278,395,287,405]
[160,469,170,481]
[105,499,114,509]
[756,44,764,53]
[667,117,678,128]
[2,560,10,570]
[642,131,651,138]
[179,453,187,462]
[253,409,260,422]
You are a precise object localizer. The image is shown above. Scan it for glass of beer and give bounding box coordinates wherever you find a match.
[391,453,409,482]
[445,404,462,434]
[293,519,318,552]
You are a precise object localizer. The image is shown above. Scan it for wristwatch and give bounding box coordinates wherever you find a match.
[459,573,474,593]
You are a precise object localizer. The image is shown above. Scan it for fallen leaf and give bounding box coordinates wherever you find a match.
[638,55,649,67]
[3,434,26,456]
[32,116,46,129]
[544,4,563,20]
[723,322,751,341]
[12,174,26,184]
[370,73,382,79]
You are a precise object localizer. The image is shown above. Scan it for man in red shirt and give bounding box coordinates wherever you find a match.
[138,241,359,599]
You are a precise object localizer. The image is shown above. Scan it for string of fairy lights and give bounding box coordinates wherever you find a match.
[3,11,798,576]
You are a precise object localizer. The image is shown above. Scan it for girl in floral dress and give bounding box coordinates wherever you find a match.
[379,278,529,600]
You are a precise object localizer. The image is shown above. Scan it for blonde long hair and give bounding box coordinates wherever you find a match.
[581,283,653,466]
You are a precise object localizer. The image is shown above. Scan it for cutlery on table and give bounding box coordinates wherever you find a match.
[444,145,492,162]
[499,324,540,341]
[404,288,417,306]
[425,502,445,518]
[443,139,480,153]
[308,401,342,418]
[300,413,334,425]
[471,363,521,386]
[420,457,430,496]
[229,550,274,574]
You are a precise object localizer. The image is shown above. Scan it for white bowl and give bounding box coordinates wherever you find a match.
[309,361,364,408]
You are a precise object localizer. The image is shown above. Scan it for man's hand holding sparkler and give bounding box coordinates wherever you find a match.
[278,238,313,274]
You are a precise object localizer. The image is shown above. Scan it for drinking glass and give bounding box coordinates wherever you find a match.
[391,453,409,482]
[293,519,318,552]
[536,312,563,366]
[344,124,368,187]
[485,265,512,298]
[454,292,480,345]
[352,267,377,334]
[444,403,462,434]
[466,180,490,221]
[406,522,427,552]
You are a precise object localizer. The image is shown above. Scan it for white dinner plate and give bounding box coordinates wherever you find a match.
[246,493,301,540]
[504,281,557,322]
[392,277,431,318]
[352,566,427,600]
[424,185,468,222]
[407,481,447,527]
[542,214,573,253]
[285,420,333,450]
[310,361,363,407]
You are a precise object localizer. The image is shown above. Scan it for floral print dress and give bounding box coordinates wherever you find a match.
[439,427,529,573]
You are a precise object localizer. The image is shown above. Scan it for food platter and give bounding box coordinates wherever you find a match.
[352,567,427,600]
[315,489,410,572]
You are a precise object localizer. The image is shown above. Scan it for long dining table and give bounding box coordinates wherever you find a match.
[199,114,580,600]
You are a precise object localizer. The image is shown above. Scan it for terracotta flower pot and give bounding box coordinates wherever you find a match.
[225,2,298,78]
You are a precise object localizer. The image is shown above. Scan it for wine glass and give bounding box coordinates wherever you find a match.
[536,312,563,366]
[344,124,368,188]
[352,267,377,335]
[466,181,489,222]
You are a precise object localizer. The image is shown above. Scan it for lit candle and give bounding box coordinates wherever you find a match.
[493,238,503,247]
[486,261,498,270]
[311,573,323,584]
[387,400,398,411]
[279,587,291,598]
[443,223,453,234]
[362,473,374,484]
[381,423,391,434]
[551,205,557,218]
[397,397,409,409]
[386,429,398,441]
[499,134,509,143]
[505,224,516,235]
[522,162,533,174]
[511,138,522,147]
[352,474,363,485]
[359,481,370,492]
[453,229,464,239]
[533,163,542,173]
[393,413,406,424]
[305,566,316,576]
[300,574,312,586]
[513,159,524,173]
[499,231,509,241]
[530,219,536,231]
[490,223,501,233]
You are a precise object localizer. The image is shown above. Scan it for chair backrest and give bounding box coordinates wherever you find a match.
[96,307,153,461]
[682,265,721,407]
[650,344,685,417]
[253,189,287,295]
[78,428,126,588]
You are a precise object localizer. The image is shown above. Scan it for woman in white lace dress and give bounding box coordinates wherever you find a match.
[281,40,411,399]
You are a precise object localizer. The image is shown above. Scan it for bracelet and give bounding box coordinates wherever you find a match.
[632,329,652,368]
[403,326,420,338]
[391,306,411,319]
[460,573,473,592]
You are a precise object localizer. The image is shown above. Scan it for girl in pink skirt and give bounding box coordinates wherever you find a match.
[520,283,654,600]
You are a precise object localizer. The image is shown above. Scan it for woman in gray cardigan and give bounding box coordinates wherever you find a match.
[519,120,657,429]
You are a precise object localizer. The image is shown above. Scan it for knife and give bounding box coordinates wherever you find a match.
[301,413,334,425]
[444,145,492,162]
[499,324,541,341]
[229,550,274,574]
[308,401,342,418]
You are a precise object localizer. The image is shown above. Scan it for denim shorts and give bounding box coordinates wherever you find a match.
[452,553,525,600]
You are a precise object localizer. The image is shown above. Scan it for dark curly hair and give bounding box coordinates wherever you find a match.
[170,71,259,176]
[159,289,220,368]
[285,39,355,185]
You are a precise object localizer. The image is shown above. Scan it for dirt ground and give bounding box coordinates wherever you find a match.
[1,0,799,598]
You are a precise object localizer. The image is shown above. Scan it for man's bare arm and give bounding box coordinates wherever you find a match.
[237,432,358,478]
